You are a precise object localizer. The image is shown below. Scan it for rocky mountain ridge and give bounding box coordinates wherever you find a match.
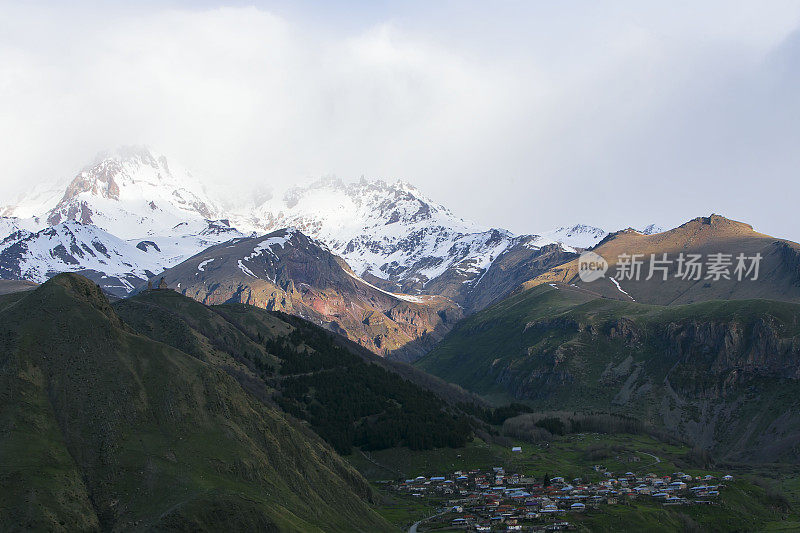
[0,148,633,307]
[0,147,672,356]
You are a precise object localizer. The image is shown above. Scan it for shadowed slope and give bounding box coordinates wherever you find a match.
[0,274,391,532]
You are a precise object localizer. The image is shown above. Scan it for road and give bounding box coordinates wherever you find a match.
[408,510,448,533]
[638,451,661,467]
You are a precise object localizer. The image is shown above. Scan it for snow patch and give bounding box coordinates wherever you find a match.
[609,277,635,301]
[343,268,425,303]
[197,258,214,271]
[237,260,257,278]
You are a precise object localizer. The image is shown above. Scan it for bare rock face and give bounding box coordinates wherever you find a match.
[157,228,462,361]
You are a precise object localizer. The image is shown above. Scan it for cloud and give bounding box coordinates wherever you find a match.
[1,1,800,239]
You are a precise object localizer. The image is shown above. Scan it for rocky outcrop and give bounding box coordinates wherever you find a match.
[660,318,800,398]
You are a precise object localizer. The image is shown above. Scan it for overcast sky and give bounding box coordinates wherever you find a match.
[2,1,800,238]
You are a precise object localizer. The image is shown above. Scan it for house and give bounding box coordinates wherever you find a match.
[571,502,586,512]
[511,446,522,452]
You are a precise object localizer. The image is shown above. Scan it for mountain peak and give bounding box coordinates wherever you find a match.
[86,145,160,168]
[33,147,221,238]
[538,224,608,249]
[680,214,755,234]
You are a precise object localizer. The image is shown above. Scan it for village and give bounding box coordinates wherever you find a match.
[390,458,734,532]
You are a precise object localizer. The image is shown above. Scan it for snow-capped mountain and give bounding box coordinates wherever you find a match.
[131,218,245,270]
[0,147,245,294]
[0,179,68,222]
[0,147,664,310]
[540,224,608,249]
[639,223,665,235]
[539,223,666,250]
[0,222,165,297]
[0,216,42,238]
[39,146,222,239]
[235,176,509,279]
[230,177,572,308]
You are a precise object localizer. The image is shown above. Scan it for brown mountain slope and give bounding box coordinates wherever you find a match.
[154,228,463,361]
[523,215,800,305]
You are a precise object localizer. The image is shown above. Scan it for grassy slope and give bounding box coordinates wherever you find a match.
[0,274,392,532]
[415,284,611,397]
[117,290,481,408]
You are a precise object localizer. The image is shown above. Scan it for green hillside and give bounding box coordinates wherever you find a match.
[0,274,392,532]
[114,289,476,456]
[416,283,800,463]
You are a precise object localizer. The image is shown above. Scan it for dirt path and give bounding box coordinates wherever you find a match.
[638,451,661,468]
[408,509,447,533]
